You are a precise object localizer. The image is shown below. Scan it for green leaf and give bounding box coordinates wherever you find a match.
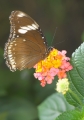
[38,93,74,120]
[66,42,84,107]
[55,106,84,120]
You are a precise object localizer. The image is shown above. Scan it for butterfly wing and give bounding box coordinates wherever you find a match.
[4,11,48,71]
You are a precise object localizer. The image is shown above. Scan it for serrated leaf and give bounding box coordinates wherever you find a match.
[38,93,74,120]
[66,42,84,107]
[55,106,84,120]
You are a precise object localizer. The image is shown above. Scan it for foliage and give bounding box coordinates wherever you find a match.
[38,93,74,120]
[38,42,84,120]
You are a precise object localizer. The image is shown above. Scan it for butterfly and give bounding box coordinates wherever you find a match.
[4,11,53,72]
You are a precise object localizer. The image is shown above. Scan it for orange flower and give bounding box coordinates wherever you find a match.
[34,48,73,87]
[58,70,67,79]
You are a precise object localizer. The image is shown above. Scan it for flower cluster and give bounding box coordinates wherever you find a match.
[56,78,69,94]
[34,48,73,87]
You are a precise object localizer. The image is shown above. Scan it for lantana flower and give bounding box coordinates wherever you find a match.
[56,78,69,94]
[34,48,73,87]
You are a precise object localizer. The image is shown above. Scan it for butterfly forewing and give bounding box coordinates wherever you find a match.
[9,11,47,47]
[4,11,49,71]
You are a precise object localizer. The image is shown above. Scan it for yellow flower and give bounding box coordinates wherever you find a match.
[36,61,42,72]
[50,49,58,56]
[52,59,62,68]
[56,78,69,94]
[36,49,59,72]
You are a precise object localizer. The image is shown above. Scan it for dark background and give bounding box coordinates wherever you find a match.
[0,0,84,119]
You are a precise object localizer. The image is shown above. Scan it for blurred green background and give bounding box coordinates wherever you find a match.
[0,0,84,120]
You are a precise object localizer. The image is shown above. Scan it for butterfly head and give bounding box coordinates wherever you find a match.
[47,46,53,53]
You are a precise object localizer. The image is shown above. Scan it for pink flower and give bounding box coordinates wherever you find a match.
[61,60,73,71]
[58,50,70,61]
[40,79,46,87]
[45,73,54,84]
[49,68,59,76]
[34,73,44,80]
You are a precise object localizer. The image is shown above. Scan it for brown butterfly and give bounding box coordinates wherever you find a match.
[4,11,52,72]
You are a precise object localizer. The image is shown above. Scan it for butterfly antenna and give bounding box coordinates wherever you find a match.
[51,27,58,46]
[51,27,65,46]
[54,39,66,45]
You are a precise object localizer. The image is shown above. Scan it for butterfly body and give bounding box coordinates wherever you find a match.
[4,11,52,71]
